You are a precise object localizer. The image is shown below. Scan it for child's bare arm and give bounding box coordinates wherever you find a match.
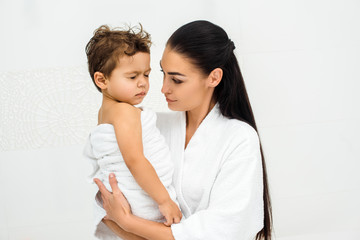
[108,103,181,224]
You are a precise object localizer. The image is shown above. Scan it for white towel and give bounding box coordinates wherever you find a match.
[84,107,177,239]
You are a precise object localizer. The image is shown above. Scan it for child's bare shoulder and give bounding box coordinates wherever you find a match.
[109,102,141,123]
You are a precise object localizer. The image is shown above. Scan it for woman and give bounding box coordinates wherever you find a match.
[94,20,272,240]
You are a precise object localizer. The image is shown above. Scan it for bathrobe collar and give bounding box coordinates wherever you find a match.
[174,102,222,216]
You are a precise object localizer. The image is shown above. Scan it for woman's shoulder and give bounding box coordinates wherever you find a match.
[226,118,258,136]
[220,117,260,149]
[211,103,259,142]
[213,117,262,167]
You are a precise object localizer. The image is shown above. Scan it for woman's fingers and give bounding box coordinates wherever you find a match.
[94,178,110,198]
[109,173,122,195]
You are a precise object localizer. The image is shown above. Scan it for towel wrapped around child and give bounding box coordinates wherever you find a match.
[83,107,178,239]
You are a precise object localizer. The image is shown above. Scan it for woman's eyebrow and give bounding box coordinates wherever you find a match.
[159,61,186,76]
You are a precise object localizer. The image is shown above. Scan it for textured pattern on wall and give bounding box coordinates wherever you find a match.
[0,66,100,151]
[0,66,168,151]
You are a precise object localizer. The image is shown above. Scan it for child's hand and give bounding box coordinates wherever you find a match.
[159,199,182,226]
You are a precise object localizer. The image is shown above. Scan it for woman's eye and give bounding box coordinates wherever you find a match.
[172,78,183,84]
[144,74,149,78]
[130,76,136,79]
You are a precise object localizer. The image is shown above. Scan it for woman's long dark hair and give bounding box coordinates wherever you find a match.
[167,20,272,240]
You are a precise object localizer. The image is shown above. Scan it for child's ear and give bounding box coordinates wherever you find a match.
[207,68,223,88]
[94,72,108,90]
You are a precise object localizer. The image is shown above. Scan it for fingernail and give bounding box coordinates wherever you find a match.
[109,173,115,178]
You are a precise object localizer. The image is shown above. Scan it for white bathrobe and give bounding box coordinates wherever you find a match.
[156,103,264,240]
[84,107,177,240]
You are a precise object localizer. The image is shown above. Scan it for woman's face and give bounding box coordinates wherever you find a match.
[160,46,211,111]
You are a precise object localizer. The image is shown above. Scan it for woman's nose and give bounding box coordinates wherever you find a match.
[161,79,170,94]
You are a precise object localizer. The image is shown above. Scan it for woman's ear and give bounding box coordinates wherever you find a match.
[208,68,223,88]
[94,72,108,90]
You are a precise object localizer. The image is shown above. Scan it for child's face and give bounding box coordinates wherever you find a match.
[106,52,151,105]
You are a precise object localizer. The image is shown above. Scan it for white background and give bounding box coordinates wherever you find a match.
[0,0,359,239]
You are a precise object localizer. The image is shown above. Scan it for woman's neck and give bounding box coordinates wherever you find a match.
[186,99,216,129]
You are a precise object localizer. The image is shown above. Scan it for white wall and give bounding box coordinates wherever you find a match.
[1,0,359,239]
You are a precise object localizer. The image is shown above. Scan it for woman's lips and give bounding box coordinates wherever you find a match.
[166,97,176,103]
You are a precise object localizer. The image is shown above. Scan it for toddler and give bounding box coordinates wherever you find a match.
[83,25,181,239]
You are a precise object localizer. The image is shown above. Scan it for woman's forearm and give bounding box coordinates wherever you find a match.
[94,174,175,240]
[103,219,147,240]
[122,214,175,240]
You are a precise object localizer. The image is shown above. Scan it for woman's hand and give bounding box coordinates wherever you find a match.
[94,173,176,240]
[94,173,132,230]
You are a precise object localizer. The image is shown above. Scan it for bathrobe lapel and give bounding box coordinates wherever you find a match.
[172,104,221,218]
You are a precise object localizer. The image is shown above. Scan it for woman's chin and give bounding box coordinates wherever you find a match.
[167,103,187,112]
[167,103,178,111]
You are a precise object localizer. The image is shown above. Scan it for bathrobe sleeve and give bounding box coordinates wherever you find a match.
[171,125,264,240]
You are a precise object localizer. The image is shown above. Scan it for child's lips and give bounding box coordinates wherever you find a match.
[136,92,146,96]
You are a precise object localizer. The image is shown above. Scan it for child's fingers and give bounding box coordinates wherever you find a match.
[163,217,170,226]
[174,217,181,224]
[165,221,173,226]
[164,216,173,226]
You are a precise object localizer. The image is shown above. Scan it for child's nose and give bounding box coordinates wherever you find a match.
[138,78,147,88]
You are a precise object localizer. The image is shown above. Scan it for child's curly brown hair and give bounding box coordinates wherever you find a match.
[85,24,152,92]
